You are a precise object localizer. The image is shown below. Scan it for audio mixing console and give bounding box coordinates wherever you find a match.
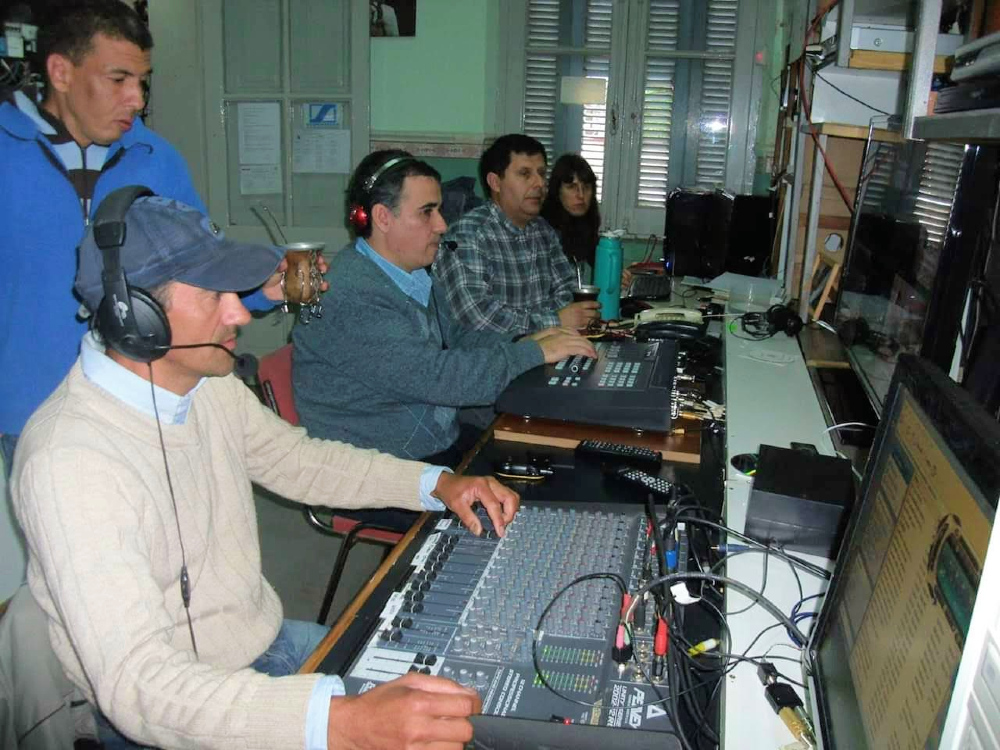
[332,503,688,749]
[497,339,679,432]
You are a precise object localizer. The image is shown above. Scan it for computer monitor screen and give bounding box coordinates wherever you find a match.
[809,354,1000,750]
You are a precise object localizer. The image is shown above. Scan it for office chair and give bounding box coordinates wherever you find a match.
[257,344,405,625]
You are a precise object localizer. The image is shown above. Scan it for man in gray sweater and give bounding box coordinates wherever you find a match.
[293,150,596,467]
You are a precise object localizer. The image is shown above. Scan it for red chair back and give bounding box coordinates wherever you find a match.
[259,344,300,426]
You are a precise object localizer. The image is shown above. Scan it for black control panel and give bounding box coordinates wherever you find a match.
[322,504,683,749]
[497,339,679,432]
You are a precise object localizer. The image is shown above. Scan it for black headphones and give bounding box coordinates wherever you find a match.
[348,155,417,232]
[765,304,804,337]
[92,185,172,363]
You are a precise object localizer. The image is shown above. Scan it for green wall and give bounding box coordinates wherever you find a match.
[371,0,491,134]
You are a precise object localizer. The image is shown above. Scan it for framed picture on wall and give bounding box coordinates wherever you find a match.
[370,1,416,37]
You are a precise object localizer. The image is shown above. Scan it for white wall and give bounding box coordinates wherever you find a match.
[146,0,209,201]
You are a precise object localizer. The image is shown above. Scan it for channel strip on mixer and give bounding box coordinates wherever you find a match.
[337,504,686,747]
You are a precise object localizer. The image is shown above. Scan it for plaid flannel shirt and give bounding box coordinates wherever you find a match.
[433,201,576,335]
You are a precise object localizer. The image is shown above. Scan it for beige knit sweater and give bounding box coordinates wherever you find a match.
[11,361,428,749]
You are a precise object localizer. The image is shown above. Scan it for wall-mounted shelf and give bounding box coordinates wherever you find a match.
[803,121,904,143]
[913,109,1000,142]
[849,49,951,74]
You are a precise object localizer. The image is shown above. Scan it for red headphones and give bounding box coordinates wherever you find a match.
[349,156,416,232]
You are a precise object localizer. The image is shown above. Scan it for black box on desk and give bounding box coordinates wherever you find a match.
[745,445,854,559]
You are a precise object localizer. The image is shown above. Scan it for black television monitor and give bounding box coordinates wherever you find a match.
[807,354,1000,749]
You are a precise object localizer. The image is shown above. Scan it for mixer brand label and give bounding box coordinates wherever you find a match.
[607,684,648,728]
[491,668,526,716]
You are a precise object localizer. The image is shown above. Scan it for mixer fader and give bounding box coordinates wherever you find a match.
[340,503,684,747]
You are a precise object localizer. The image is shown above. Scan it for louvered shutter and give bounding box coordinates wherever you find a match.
[861,143,896,212]
[694,0,738,188]
[581,4,613,198]
[858,141,964,291]
[522,0,745,227]
[911,143,965,289]
[524,0,613,198]
[911,143,964,249]
[524,0,559,158]
[637,1,679,207]
[637,0,739,208]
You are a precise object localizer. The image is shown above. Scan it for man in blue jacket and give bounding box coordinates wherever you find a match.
[0,0,283,474]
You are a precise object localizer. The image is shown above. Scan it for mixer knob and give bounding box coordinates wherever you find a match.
[475,670,489,689]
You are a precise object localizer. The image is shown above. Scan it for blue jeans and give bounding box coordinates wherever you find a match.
[96,619,330,748]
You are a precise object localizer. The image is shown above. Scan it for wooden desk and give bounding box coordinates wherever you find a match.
[492,413,702,464]
[302,320,839,750]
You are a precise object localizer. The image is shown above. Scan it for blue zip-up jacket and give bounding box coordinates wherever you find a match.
[0,96,268,435]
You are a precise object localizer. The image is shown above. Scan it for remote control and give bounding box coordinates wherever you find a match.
[575,440,662,467]
[610,467,673,497]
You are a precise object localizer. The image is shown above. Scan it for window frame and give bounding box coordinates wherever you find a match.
[503,0,761,237]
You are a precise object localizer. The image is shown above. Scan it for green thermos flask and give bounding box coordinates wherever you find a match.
[594,232,623,320]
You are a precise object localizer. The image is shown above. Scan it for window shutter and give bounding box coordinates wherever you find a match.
[581,3,613,198]
[911,143,964,249]
[637,0,738,208]
[860,143,895,212]
[524,0,613,196]
[637,1,679,208]
[524,0,560,158]
[911,142,965,288]
[694,0,738,189]
[858,141,964,290]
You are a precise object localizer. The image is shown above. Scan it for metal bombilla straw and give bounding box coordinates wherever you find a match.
[251,203,292,313]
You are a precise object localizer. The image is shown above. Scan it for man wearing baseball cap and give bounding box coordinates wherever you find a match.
[11,189,519,750]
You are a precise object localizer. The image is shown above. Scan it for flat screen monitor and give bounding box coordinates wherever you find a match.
[808,354,1000,749]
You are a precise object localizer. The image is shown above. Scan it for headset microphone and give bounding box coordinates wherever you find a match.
[441,240,457,252]
[149,342,259,380]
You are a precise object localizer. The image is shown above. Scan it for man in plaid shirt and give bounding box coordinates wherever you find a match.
[433,134,600,335]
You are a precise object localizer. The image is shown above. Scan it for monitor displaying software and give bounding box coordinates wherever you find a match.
[808,354,1000,749]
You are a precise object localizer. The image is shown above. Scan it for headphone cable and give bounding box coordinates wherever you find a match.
[147,363,199,658]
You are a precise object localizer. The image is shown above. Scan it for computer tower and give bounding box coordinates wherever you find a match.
[664,189,731,280]
[726,195,773,276]
[663,190,772,280]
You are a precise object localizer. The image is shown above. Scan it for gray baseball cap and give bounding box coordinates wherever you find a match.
[76,194,284,311]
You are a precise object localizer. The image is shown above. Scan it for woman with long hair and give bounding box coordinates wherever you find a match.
[541,153,601,282]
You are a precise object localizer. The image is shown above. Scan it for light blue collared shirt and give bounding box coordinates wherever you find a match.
[79,332,448,749]
[354,237,433,307]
